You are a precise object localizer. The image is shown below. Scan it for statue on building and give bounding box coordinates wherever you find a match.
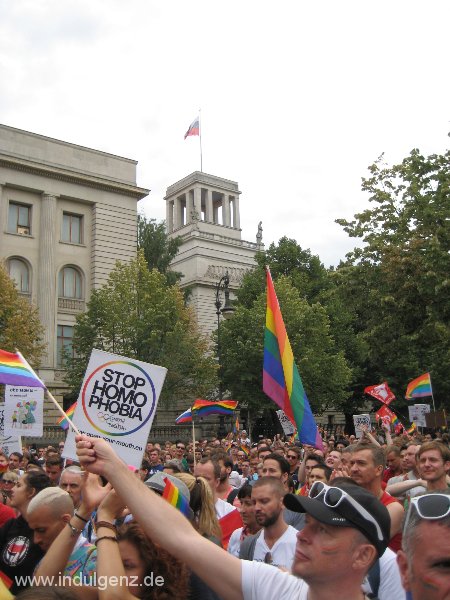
[191,208,200,230]
[256,221,263,248]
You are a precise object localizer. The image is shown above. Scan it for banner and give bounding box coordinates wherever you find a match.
[364,382,395,405]
[276,410,296,436]
[0,404,22,456]
[4,386,44,437]
[353,414,372,438]
[64,349,167,468]
[408,404,430,428]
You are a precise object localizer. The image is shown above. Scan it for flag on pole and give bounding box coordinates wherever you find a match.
[0,349,45,388]
[375,405,400,430]
[263,268,323,450]
[184,117,200,139]
[405,373,432,400]
[192,399,238,417]
[233,417,240,433]
[406,422,417,434]
[175,409,192,424]
[364,382,395,405]
[57,402,77,430]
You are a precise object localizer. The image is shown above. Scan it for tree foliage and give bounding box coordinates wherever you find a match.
[0,263,45,368]
[137,215,183,286]
[65,252,217,405]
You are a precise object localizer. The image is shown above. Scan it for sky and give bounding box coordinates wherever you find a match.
[1,0,448,267]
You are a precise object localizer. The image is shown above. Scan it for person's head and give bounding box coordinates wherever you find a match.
[286,447,301,470]
[193,459,220,495]
[0,453,9,473]
[403,443,420,471]
[325,450,342,470]
[257,446,272,461]
[304,454,323,479]
[148,449,161,466]
[385,445,402,472]
[58,441,65,454]
[139,460,150,481]
[284,481,390,587]
[45,455,64,485]
[417,442,450,486]
[309,463,332,486]
[163,460,182,475]
[213,453,233,484]
[349,444,385,488]
[10,470,51,513]
[27,487,74,551]
[174,440,186,459]
[398,490,450,600]
[8,452,22,471]
[241,459,251,477]
[0,471,19,495]
[174,472,221,540]
[116,521,190,598]
[252,477,286,528]
[237,484,258,531]
[59,466,83,509]
[261,453,290,486]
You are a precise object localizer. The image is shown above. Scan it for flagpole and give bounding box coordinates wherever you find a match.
[192,413,197,467]
[199,108,203,172]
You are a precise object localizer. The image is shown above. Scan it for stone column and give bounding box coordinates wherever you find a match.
[173,197,182,229]
[223,194,231,227]
[39,193,58,368]
[232,195,241,229]
[166,200,174,233]
[205,189,213,222]
[186,189,193,224]
[193,186,202,220]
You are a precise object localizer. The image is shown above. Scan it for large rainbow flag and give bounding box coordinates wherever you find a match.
[191,399,238,417]
[263,269,323,449]
[0,349,45,388]
[405,373,432,400]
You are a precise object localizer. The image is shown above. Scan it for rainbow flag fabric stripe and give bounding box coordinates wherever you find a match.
[0,349,45,388]
[57,401,77,430]
[192,399,238,417]
[175,409,192,424]
[405,373,432,399]
[162,477,191,517]
[239,444,250,456]
[263,269,323,449]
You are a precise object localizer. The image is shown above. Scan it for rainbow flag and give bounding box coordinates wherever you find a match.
[57,401,77,431]
[407,422,417,434]
[0,349,45,388]
[175,409,192,424]
[162,476,191,517]
[233,417,240,433]
[405,373,432,400]
[192,399,238,417]
[263,269,323,449]
[239,444,250,456]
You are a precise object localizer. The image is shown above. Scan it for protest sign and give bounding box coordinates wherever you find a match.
[4,385,44,437]
[408,404,430,428]
[64,349,167,468]
[353,414,372,439]
[276,410,296,436]
[0,404,22,456]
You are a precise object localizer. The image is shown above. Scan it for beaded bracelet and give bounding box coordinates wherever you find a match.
[96,521,117,532]
[96,535,118,544]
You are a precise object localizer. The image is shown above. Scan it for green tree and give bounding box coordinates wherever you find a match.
[65,252,217,404]
[0,263,45,368]
[219,275,352,416]
[336,148,450,409]
[137,215,182,286]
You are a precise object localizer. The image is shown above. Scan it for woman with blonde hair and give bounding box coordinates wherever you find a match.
[174,473,221,542]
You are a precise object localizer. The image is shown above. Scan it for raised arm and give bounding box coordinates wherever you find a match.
[76,435,244,600]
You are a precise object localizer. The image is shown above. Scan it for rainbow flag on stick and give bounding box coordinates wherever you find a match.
[239,444,250,456]
[162,477,191,518]
[192,399,238,417]
[263,269,323,449]
[57,402,77,430]
[405,373,432,400]
[0,349,45,388]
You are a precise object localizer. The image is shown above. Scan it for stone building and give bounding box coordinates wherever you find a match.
[0,124,148,440]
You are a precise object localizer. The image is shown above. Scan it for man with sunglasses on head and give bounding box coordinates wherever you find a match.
[76,434,392,600]
[397,490,450,600]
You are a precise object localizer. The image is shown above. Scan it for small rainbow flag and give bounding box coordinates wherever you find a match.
[162,477,191,517]
[192,399,238,417]
[175,409,192,424]
[233,417,240,433]
[239,444,250,457]
[405,373,432,400]
[57,401,77,431]
[407,422,417,434]
[0,349,45,388]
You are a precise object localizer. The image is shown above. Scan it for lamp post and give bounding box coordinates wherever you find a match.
[215,271,235,438]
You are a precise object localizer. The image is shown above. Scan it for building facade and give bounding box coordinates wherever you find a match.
[0,124,148,438]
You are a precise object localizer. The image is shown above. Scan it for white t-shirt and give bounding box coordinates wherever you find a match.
[361,547,404,600]
[228,526,244,558]
[215,497,237,519]
[241,561,308,600]
[253,525,298,569]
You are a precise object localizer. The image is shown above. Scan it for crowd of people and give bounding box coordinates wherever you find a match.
[0,423,448,599]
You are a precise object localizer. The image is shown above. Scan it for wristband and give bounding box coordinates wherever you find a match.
[74,512,89,524]
[67,522,83,537]
[96,520,117,532]
[96,535,118,544]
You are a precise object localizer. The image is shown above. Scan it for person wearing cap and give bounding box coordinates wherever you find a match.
[76,434,393,600]
[397,489,450,600]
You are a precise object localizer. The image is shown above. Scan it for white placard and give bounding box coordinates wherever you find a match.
[276,410,296,436]
[353,414,372,439]
[408,404,430,428]
[4,386,44,437]
[64,349,167,468]
[0,404,22,456]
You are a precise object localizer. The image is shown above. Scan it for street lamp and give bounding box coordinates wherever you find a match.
[215,271,235,438]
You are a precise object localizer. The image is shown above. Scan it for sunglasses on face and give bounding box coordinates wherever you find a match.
[403,493,450,533]
[308,481,384,542]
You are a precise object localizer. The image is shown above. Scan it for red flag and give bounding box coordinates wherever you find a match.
[375,405,400,430]
[219,509,242,550]
[364,382,395,405]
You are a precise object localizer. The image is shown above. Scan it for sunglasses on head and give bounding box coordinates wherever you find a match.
[308,481,384,542]
[403,493,450,533]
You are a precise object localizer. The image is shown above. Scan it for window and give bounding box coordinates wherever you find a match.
[62,213,82,244]
[8,203,31,235]
[57,325,74,367]
[8,258,30,293]
[58,267,82,299]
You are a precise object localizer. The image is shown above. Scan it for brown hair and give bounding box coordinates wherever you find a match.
[417,441,450,463]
